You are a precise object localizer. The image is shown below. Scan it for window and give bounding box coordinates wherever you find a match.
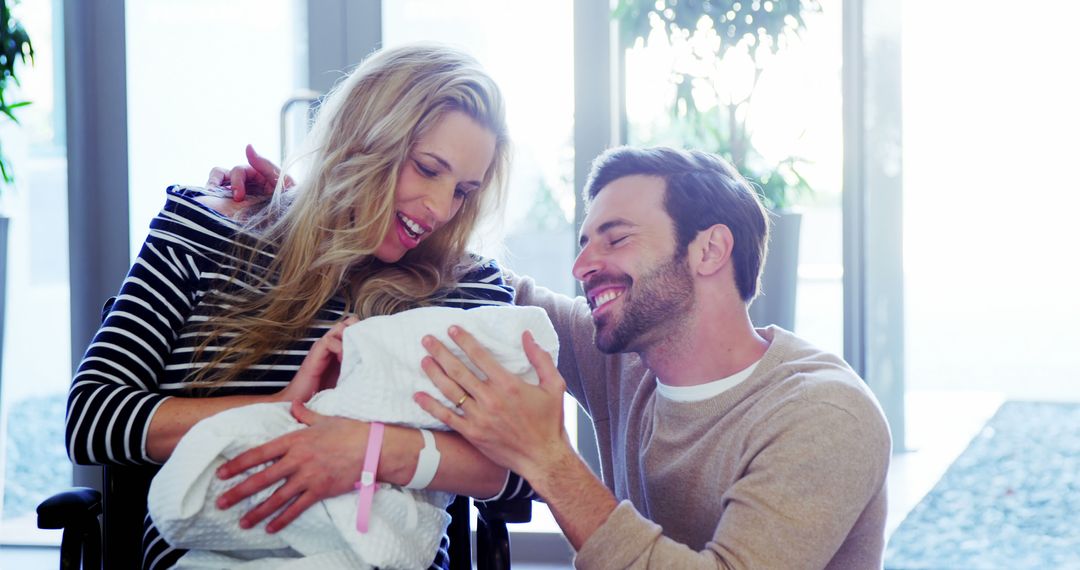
[384,0,578,537]
[126,0,307,255]
[902,1,1080,401]
[622,4,844,352]
[0,0,70,544]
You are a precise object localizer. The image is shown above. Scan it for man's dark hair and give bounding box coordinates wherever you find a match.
[582,146,770,303]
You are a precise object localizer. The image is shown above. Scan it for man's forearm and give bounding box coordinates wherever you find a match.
[527,445,618,550]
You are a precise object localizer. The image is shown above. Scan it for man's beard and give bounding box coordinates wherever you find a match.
[593,254,695,354]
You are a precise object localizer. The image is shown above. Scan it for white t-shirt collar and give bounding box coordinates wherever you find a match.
[655,359,761,403]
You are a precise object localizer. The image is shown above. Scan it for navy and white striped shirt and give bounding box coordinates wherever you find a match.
[66,186,531,569]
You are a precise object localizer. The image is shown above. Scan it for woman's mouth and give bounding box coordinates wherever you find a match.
[397,212,428,240]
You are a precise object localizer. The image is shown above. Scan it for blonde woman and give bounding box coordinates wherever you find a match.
[66,44,530,570]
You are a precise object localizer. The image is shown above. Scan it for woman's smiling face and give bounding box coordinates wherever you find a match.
[372,110,497,264]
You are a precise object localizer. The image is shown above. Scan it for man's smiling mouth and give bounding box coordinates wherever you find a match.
[589,287,625,311]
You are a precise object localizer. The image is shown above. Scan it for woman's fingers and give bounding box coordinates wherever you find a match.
[266,489,322,533]
[232,467,327,532]
[237,476,301,529]
[216,412,368,533]
[217,454,290,509]
[217,434,286,480]
[281,318,351,402]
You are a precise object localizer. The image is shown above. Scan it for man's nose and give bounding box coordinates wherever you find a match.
[572,244,601,283]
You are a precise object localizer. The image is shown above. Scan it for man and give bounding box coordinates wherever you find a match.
[416,146,891,569]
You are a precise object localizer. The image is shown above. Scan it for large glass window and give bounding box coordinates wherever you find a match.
[126,0,307,256]
[888,0,1080,537]
[384,0,577,536]
[622,3,844,353]
[0,0,70,544]
[902,1,1080,400]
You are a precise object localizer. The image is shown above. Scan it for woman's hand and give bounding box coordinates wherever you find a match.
[215,400,369,533]
[207,144,293,202]
[272,316,358,405]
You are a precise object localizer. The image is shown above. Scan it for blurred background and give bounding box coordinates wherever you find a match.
[0,0,1077,566]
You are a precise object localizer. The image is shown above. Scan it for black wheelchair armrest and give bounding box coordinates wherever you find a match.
[37,487,103,570]
[476,496,532,525]
[475,497,533,570]
[37,487,102,529]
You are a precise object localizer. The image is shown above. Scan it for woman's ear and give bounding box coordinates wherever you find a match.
[689,224,734,277]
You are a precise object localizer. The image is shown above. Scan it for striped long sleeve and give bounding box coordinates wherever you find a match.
[66,191,221,466]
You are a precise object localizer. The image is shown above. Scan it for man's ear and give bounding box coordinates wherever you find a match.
[689,224,734,277]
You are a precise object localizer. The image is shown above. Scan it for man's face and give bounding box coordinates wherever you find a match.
[572,175,695,354]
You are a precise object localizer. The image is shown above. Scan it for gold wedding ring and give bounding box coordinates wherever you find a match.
[455,394,469,408]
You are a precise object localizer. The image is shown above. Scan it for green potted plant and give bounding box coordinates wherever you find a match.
[1,0,33,184]
[614,0,820,330]
[0,0,34,373]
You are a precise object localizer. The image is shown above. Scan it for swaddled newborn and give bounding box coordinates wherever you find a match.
[147,305,558,570]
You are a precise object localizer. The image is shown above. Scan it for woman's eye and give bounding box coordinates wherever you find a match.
[415,161,438,178]
[454,187,469,200]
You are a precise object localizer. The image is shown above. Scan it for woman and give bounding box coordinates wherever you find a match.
[66,43,529,570]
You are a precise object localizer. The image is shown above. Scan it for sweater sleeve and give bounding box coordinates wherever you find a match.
[504,271,604,416]
[65,189,223,466]
[573,399,891,570]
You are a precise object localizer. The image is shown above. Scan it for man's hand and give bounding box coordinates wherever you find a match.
[414,327,572,481]
[272,316,358,405]
[207,144,293,202]
[415,326,619,550]
[215,400,369,533]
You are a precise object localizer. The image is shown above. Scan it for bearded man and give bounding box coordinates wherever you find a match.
[418,146,892,569]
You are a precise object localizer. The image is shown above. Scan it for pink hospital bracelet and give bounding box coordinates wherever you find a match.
[355,421,385,533]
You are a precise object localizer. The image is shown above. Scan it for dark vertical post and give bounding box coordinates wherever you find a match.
[64,0,130,489]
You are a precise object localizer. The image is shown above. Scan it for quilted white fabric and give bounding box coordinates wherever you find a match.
[148,305,559,569]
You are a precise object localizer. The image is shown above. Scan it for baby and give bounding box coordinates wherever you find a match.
[148,305,558,569]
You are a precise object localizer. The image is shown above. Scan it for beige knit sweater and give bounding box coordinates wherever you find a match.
[511,274,892,570]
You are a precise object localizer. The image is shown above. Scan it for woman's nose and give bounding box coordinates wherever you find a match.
[423,184,456,224]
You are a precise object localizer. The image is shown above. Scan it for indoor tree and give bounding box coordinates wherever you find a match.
[0,0,34,189]
[614,0,820,210]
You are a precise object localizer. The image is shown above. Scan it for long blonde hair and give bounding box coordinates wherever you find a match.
[192,43,510,388]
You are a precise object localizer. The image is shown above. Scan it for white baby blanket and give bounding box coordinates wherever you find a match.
[147,305,559,570]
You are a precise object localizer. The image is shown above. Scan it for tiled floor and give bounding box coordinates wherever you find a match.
[885,389,1005,539]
